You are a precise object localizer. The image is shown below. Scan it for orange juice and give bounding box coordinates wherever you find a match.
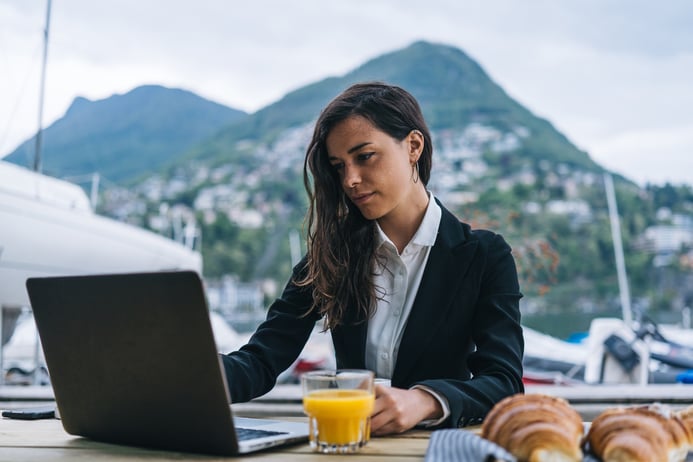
[303,389,375,446]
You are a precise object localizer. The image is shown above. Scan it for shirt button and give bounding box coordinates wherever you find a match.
[393,310,401,316]
[381,352,389,359]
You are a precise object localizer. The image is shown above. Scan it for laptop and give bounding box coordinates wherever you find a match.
[25,270,309,456]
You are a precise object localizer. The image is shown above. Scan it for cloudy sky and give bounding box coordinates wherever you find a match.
[1,0,691,186]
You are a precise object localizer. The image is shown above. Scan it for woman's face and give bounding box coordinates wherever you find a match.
[325,115,422,221]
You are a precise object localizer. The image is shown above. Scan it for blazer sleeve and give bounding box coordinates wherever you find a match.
[220,258,320,403]
[416,231,524,427]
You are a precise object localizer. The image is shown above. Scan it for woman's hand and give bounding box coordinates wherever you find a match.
[370,385,442,435]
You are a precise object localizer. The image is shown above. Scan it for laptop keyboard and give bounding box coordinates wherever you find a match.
[235,426,288,441]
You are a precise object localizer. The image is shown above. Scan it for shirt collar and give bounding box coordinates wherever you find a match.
[374,192,441,250]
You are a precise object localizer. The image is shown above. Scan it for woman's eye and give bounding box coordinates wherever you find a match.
[358,152,374,162]
[331,163,344,171]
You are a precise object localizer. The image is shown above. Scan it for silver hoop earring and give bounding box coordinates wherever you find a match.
[412,162,420,184]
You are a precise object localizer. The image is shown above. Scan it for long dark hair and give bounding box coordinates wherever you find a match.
[297,82,433,329]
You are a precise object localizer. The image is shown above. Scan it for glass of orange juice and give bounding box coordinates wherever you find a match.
[301,369,375,453]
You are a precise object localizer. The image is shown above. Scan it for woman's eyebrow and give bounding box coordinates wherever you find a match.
[328,142,373,161]
[348,142,372,154]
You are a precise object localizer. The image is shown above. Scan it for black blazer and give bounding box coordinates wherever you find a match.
[221,201,524,428]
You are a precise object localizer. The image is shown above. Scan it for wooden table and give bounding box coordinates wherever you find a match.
[3,414,693,461]
[0,416,432,461]
[3,384,693,461]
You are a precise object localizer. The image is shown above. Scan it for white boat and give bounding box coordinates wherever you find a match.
[0,160,202,310]
[524,316,693,385]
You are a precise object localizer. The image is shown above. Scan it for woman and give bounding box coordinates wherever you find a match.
[221,82,524,435]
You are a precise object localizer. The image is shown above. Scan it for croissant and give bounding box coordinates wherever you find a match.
[480,393,583,462]
[586,406,693,462]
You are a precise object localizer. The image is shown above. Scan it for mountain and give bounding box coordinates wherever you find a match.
[188,41,599,173]
[4,85,247,182]
[4,42,598,183]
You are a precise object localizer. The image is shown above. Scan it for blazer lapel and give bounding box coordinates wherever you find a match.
[392,207,478,383]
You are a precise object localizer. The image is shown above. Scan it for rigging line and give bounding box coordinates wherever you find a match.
[33,0,52,173]
[604,172,633,328]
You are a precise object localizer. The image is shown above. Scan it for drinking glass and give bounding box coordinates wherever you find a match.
[301,369,375,453]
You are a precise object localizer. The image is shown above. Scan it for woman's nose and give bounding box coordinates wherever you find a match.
[342,164,360,189]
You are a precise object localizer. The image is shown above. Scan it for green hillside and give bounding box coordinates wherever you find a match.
[4,85,247,182]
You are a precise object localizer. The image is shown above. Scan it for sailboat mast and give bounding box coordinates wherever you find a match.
[33,0,52,173]
[604,172,633,327]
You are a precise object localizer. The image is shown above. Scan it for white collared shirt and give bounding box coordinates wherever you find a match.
[365,194,441,376]
[365,194,450,426]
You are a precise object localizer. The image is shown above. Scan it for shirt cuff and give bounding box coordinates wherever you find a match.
[410,384,450,427]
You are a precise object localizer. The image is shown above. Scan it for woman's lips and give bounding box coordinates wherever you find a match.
[351,192,373,205]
